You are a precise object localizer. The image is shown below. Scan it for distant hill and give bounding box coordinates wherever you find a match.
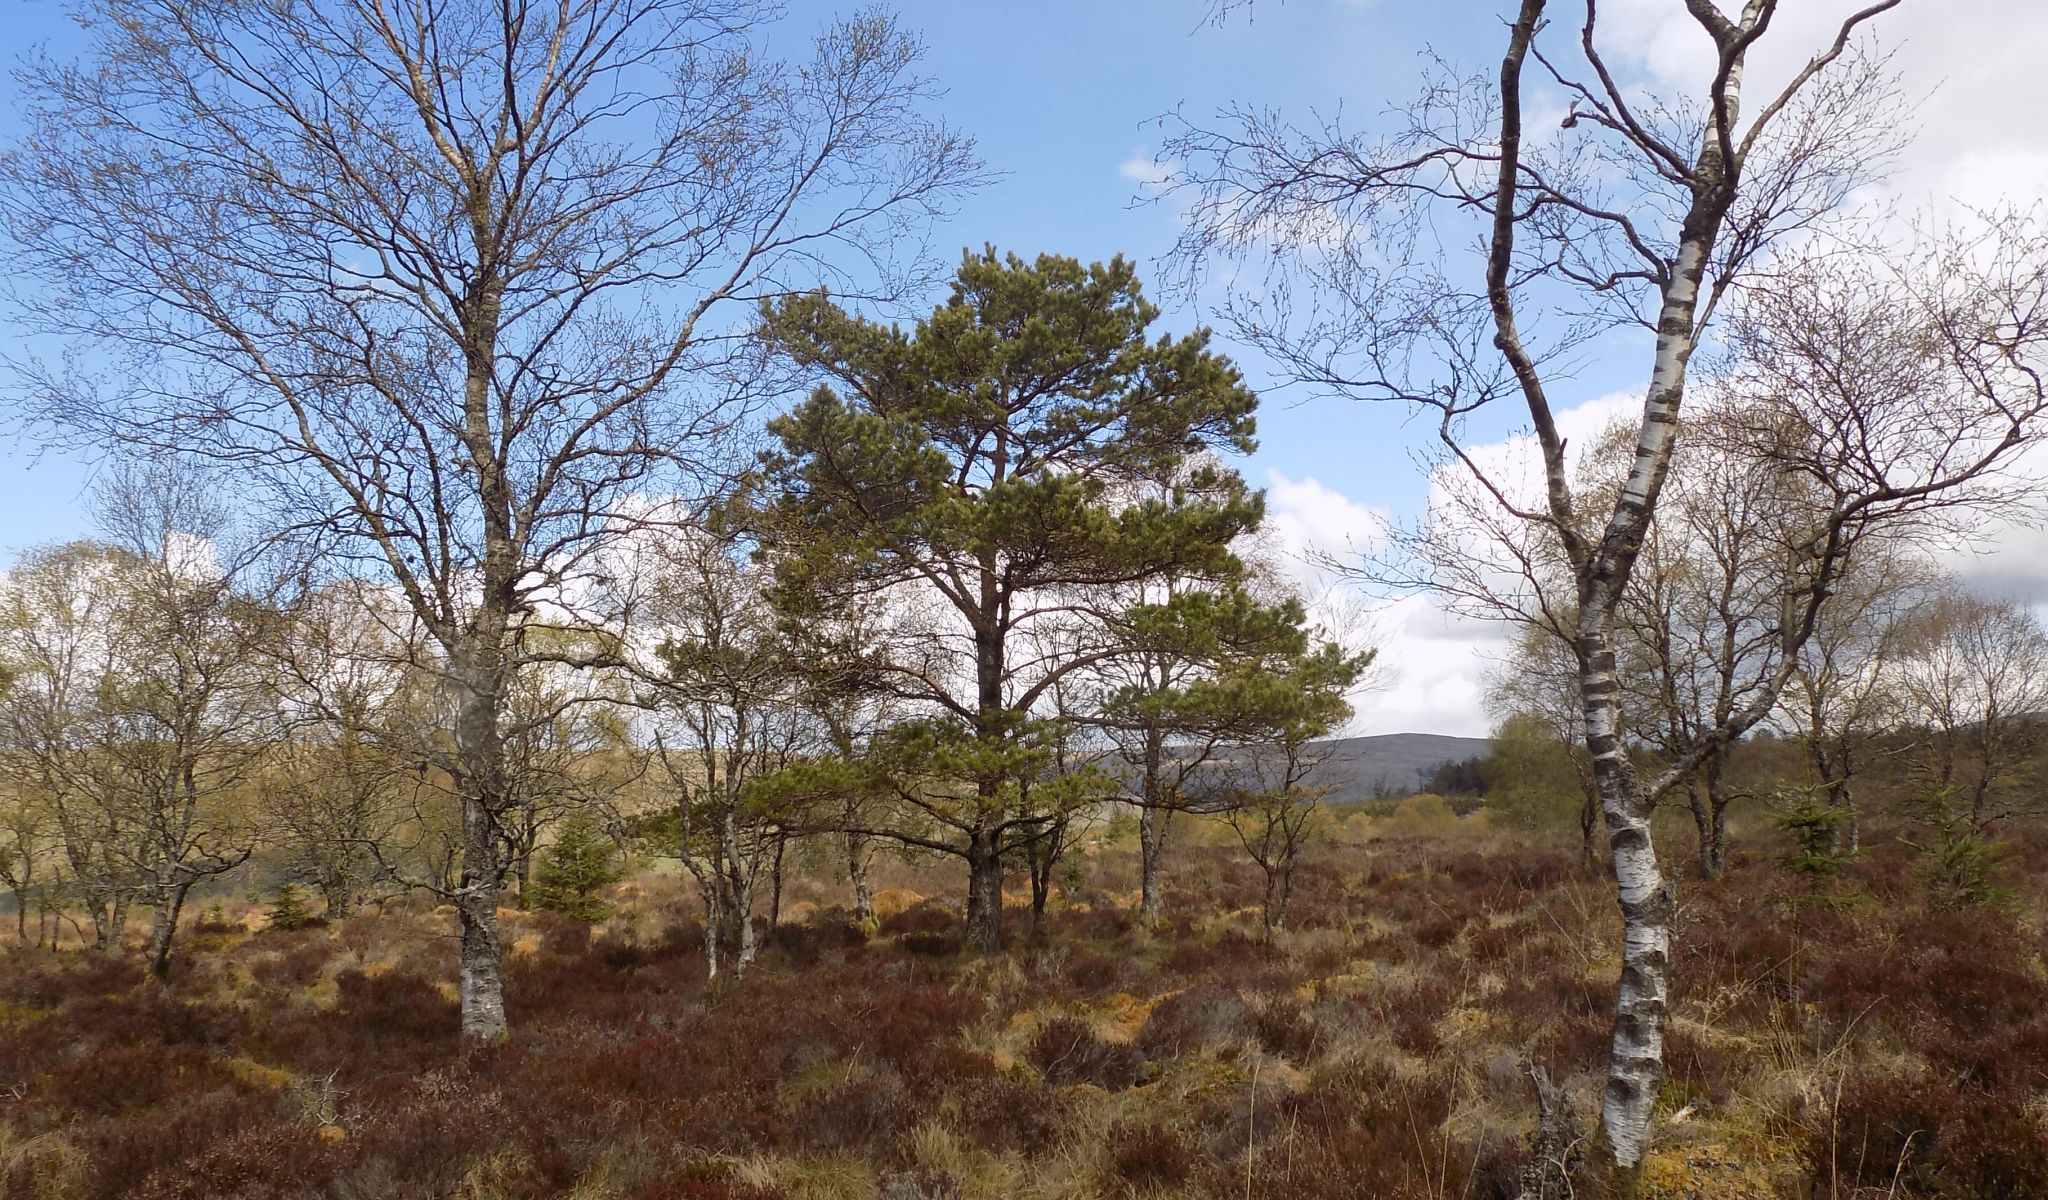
[1305,732,1492,803]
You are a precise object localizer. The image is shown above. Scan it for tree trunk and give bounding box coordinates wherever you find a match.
[452,661,510,1042]
[701,880,723,981]
[716,812,756,975]
[1273,854,1294,932]
[96,892,129,954]
[1138,805,1169,925]
[847,832,875,928]
[1579,787,1602,870]
[1028,855,1052,939]
[963,828,1004,952]
[1685,778,1715,879]
[768,832,785,931]
[146,878,192,979]
[1838,780,1860,855]
[1584,634,1672,1183]
[1026,821,1062,940]
[736,890,758,972]
[1596,790,1670,1181]
[1702,758,1728,878]
[455,801,508,1040]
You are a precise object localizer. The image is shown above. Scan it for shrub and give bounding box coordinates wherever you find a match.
[1250,995,1318,1062]
[790,1073,912,1152]
[1027,1016,1142,1090]
[898,930,961,957]
[1106,1121,1195,1192]
[1055,947,1124,994]
[950,1076,1069,1154]
[250,935,334,989]
[1812,1072,2048,1200]
[879,902,957,937]
[630,1171,786,1200]
[1136,985,1250,1060]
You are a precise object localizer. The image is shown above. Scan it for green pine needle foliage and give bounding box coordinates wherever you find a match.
[529,812,625,923]
[1906,787,2009,912]
[1771,788,1850,880]
[267,883,319,931]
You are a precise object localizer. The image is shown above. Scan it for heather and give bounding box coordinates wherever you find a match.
[4,806,2043,1200]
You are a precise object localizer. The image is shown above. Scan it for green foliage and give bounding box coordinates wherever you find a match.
[267,883,318,931]
[528,812,624,923]
[1770,788,1850,880]
[755,249,1269,864]
[1907,787,2008,912]
[1477,713,1584,833]
[1423,755,1488,798]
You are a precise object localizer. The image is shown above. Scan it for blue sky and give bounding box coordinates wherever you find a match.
[0,0,1545,552]
[5,0,2046,735]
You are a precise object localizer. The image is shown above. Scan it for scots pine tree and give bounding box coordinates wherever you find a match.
[758,249,1262,951]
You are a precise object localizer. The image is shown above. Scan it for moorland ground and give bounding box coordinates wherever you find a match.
[3,801,2046,1200]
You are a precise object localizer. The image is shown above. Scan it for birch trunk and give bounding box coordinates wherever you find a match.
[146,879,192,980]
[1581,639,1672,1177]
[847,832,876,928]
[1701,758,1729,878]
[97,893,128,954]
[453,657,510,1042]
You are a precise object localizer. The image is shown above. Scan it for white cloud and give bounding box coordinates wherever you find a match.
[1119,153,1176,193]
[1586,0,2048,222]
[1265,469,1385,586]
[1348,593,1505,738]
[1333,392,1646,738]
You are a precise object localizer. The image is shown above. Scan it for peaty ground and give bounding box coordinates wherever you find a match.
[2,816,2046,1200]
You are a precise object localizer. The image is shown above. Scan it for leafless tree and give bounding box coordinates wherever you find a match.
[1157,1,2048,1176]
[93,469,274,978]
[0,543,138,951]
[264,581,429,919]
[645,525,819,978]
[1486,625,1600,867]
[0,782,54,946]
[0,0,978,1039]
[1222,729,1330,938]
[1775,541,1929,852]
[1601,404,1893,879]
[1890,586,2048,828]
[0,469,274,976]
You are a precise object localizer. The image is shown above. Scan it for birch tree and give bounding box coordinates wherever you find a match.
[1775,540,1927,853]
[0,0,978,1039]
[1159,1,2048,1178]
[0,543,141,952]
[0,470,273,976]
[1890,587,2048,828]
[646,525,818,977]
[92,470,272,979]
